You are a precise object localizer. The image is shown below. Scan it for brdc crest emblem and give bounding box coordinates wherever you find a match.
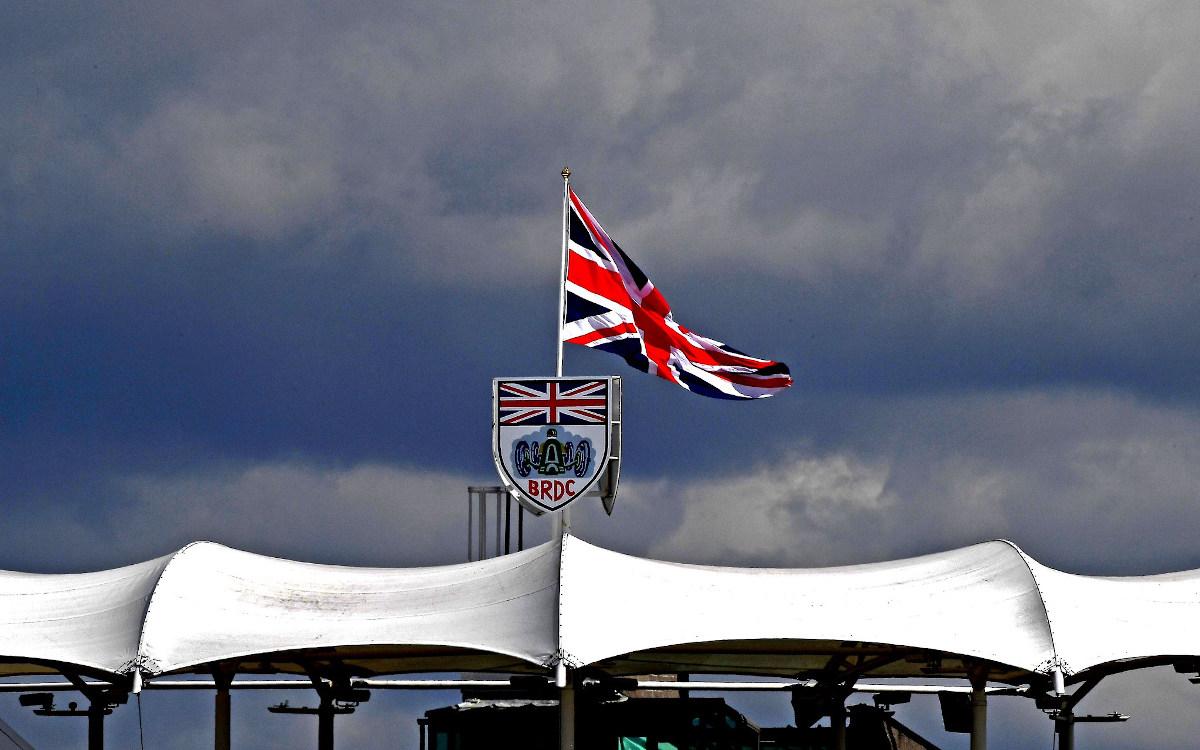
[492,376,621,513]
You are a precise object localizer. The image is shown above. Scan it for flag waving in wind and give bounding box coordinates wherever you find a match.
[562,188,792,400]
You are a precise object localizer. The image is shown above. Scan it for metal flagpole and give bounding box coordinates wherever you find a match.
[555,167,575,750]
[554,167,572,539]
[556,166,570,379]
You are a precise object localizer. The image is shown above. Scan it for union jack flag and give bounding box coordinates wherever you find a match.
[498,379,608,425]
[562,188,792,400]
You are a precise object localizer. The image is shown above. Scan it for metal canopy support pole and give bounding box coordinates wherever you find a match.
[1058,711,1074,750]
[317,693,335,750]
[62,673,109,750]
[831,695,846,750]
[970,680,988,750]
[215,688,231,750]
[87,701,105,750]
[1056,674,1103,750]
[559,674,575,750]
[214,670,232,750]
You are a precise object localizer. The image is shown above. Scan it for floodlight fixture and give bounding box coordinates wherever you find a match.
[268,701,356,715]
[328,687,370,706]
[18,692,53,710]
[1173,659,1200,673]
[1073,712,1130,723]
[873,691,911,708]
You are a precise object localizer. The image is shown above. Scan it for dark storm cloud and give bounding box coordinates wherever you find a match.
[4,2,1197,434]
[631,389,1200,572]
[3,0,1198,569]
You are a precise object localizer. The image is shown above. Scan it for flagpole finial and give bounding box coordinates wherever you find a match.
[561,166,571,181]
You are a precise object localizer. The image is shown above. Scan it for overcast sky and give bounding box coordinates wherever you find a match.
[3,2,1199,748]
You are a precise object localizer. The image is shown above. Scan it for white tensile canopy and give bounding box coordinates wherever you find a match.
[1,533,1199,688]
[0,540,561,680]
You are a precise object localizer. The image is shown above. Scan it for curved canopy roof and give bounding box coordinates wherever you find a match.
[1,534,1198,686]
[0,541,560,679]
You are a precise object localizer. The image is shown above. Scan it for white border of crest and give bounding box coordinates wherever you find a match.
[491,376,617,514]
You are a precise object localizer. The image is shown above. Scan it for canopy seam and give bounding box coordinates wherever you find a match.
[554,531,577,667]
[995,539,1066,675]
[128,541,212,676]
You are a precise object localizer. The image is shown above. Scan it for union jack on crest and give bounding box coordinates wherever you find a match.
[498,379,608,425]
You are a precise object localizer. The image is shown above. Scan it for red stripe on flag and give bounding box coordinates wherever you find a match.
[567,254,634,310]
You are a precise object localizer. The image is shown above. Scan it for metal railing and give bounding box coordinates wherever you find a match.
[466,486,530,561]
